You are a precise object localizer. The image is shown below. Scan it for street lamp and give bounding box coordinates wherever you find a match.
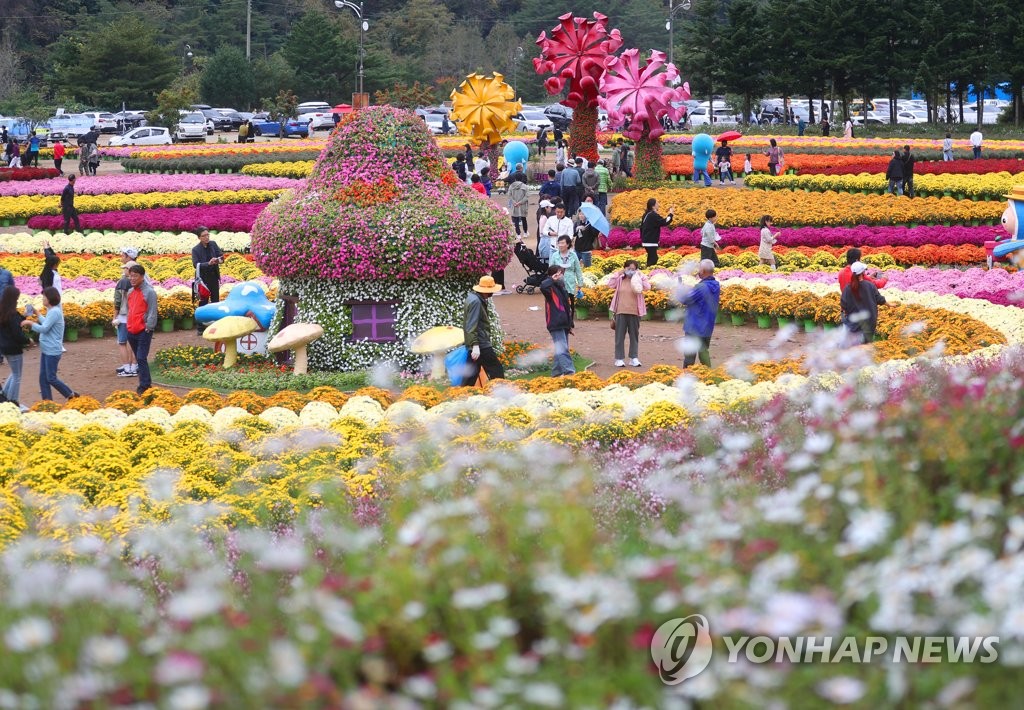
[665,0,691,67]
[334,0,367,96]
[512,46,525,99]
[183,43,194,73]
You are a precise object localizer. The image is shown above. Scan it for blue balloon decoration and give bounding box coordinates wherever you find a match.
[194,281,276,328]
[691,133,714,164]
[503,141,530,170]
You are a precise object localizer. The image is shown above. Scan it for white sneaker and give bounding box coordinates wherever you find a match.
[630,358,642,367]
[614,359,626,367]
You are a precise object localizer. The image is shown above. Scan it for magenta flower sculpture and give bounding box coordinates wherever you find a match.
[600,49,690,181]
[534,12,623,162]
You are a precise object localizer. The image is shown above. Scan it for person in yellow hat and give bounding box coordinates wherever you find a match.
[462,275,505,386]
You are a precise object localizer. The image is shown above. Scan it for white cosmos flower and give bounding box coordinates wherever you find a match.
[816,676,867,704]
[166,684,211,710]
[82,635,129,667]
[4,617,54,652]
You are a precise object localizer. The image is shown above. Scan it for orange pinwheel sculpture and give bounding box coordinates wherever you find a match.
[449,72,522,146]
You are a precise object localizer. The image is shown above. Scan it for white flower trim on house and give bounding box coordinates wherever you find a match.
[270,277,505,372]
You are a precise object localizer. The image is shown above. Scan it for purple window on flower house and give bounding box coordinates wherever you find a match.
[348,301,399,342]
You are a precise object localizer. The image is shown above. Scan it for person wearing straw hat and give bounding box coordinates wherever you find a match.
[462,275,505,386]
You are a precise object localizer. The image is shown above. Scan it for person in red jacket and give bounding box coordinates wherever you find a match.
[52,140,65,175]
[838,247,888,292]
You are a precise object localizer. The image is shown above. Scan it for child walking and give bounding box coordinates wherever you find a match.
[700,209,722,267]
[758,214,780,270]
[743,153,753,178]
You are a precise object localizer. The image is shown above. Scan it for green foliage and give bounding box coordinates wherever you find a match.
[373,81,437,109]
[49,15,177,108]
[261,90,298,123]
[252,53,296,108]
[282,11,356,103]
[147,79,198,130]
[200,46,256,109]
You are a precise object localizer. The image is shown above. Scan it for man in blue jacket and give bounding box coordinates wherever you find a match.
[681,259,721,368]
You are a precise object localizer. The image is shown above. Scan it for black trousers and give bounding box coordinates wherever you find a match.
[644,246,659,267]
[196,279,221,331]
[700,245,720,267]
[62,209,81,234]
[461,346,504,386]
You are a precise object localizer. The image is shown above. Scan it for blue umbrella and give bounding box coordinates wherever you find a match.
[579,202,610,236]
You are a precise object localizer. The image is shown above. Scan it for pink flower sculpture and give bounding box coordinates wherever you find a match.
[534,12,623,163]
[599,49,689,142]
[534,12,623,109]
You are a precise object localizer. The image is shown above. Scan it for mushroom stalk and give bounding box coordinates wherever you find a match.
[429,353,445,381]
[293,346,309,375]
[223,342,239,368]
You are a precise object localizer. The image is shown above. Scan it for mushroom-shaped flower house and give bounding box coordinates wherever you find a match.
[251,107,514,371]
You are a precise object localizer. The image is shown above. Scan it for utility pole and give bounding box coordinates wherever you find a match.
[244,0,250,60]
[666,0,692,67]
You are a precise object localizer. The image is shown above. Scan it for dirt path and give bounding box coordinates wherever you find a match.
[3,144,780,406]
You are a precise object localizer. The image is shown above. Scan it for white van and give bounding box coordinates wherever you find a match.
[48,114,97,140]
[175,111,208,141]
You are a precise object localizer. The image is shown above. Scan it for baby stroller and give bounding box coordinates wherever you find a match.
[513,240,548,294]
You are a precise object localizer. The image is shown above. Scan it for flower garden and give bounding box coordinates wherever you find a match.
[2,97,1024,706]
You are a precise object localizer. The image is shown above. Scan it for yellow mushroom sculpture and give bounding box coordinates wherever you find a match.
[449,72,522,146]
[202,316,259,368]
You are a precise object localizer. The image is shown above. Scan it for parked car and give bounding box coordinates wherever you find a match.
[543,104,573,130]
[250,115,311,138]
[896,110,929,124]
[297,102,334,130]
[961,105,1002,125]
[514,110,553,133]
[689,106,737,126]
[112,111,147,132]
[422,114,456,135]
[214,109,246,130]
[47,114,98,140]
[109,126,173,146]
[174,111,209,141]
[851,111,886,125]
[198,109,232,132]
[81,111,118,133]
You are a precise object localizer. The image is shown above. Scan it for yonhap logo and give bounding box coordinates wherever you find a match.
[650,614,713,685]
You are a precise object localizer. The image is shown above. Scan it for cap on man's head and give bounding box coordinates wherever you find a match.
[850,261,868,275]
[119,246,139,259]
[538,200,553,208]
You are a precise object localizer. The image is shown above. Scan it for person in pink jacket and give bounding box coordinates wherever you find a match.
[608,259,651,367]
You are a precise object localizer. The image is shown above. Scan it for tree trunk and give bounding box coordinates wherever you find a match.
[634,131,664,182]
[808,91,816,124]
[743,93,752,127]
[957,86,964,124]
[568,103,599,164]
[945,83,952,124]
[976,80,984,130]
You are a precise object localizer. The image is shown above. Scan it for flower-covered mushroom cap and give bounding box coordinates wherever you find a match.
[251,106,514,282]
